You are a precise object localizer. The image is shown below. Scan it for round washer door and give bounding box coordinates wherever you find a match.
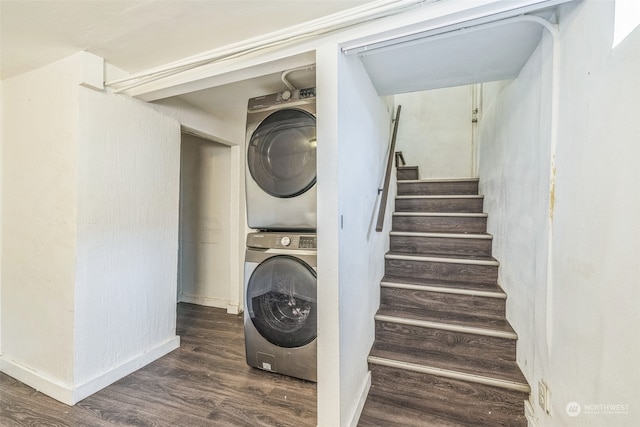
[247,255,317,348]
[248,108,316,198]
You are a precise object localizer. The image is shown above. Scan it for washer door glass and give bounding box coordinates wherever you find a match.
[247,255,317,348]
[248,109,316,198]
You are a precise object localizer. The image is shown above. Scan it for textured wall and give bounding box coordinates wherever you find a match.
[395,87,473,179]
[548,1,640,424]
[1,54,83,391]
[476,1,640,425]
[74,87,181,397]
[1,53,182,404]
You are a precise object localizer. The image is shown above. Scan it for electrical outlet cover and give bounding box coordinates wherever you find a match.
[538,380,550,414]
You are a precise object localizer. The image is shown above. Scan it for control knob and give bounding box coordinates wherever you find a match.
[281,90,292,101]
[280,236,291,247]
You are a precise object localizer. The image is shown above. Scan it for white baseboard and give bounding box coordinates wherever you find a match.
[0,335,180,405]
[72,336,180,404]
[0,357,76,405]
[226,304,242,315]
[348,371,372,427]
[180,293,229,309]
[525,399,538,427]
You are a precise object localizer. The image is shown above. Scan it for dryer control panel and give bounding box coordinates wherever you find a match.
[247,232,316,250]
[248,87,316,110]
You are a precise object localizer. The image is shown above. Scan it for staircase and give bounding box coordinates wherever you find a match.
[359,166,530,427]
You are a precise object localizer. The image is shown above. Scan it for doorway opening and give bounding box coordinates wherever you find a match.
[177,132,233,309]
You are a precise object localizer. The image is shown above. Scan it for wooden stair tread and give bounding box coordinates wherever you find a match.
[390,232,494,258]
[359,394,465,427]
[369,345,527,385]
[382,275,505,293]
[396,194,483,199]
[395,196,484,213]
[397,180,479,196]
[390,231,493,239]
[397,166,420,181]
[392,213,488,234]
[376,307,515,335]
[381,281,506,299]
[368,356,529,393]
[393,211,487,217]
[386,251,498,264]
[374,319,517,365]
[380,285,506,319]
[399,178,479,183]
[364,364,528,427]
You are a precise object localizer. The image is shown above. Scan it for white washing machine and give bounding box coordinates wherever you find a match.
[245,88,316,231]
[244,231,317,382]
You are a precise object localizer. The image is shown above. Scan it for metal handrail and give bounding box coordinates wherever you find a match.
[376,105,402,232]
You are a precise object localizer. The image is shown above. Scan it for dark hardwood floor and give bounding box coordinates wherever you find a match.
[0,303,317,427]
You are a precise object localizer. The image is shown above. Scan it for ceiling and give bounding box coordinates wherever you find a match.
[176,12,548,115]
[358,19,544,95]
[1,0,568,118]
[0,0,375,80]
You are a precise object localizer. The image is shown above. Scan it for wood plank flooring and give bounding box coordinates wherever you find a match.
[0,303,317,427]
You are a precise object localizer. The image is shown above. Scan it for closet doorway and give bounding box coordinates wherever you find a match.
[178,132,233,308]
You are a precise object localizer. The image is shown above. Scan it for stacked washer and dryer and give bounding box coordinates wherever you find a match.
[243,87,318,382]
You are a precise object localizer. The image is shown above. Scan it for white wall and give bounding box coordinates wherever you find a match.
[152,97,240,146]
[317,44,393,427]
[73,87,181,399]
[548,0,639,424]
[1,54,84,393]
[1,53,181,404]
[0,78,3,354]
[477,0,640,425]
[337,52,393,427]
[179,134,232,309]
[476,29,552,392]
[395,86,473,178]
[316,45,342,427]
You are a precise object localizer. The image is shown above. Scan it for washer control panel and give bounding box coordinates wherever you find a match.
[247,232,316,250]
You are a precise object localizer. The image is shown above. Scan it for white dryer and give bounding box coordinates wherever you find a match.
[244,232,317,382]
[245,88,316,231]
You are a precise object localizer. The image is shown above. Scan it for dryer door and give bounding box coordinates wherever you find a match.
[247,109,316,198]
[247,255,316,348]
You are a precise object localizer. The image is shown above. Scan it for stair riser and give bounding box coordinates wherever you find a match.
[397,181,479,196]
[373,321,516,363]
[380,287,505,318]
[395,198,483,213]
[372,324,518,381]
[368,364,528,427]
[393,216,487,233]
[397,167,419,180]
[385,258,498,285]
[390,235,492,257]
